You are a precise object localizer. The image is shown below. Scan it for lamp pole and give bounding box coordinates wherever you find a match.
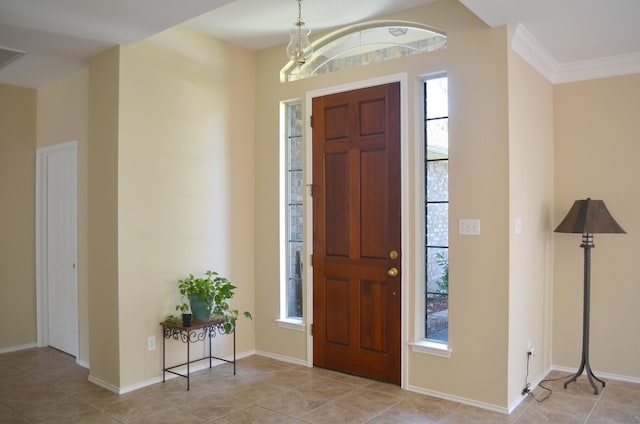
[563,233,605,394]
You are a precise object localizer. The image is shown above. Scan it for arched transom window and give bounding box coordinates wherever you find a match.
[281,20,447,82]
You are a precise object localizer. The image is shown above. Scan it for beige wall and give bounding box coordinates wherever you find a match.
[114,26,256,388]
[553,74,640,379]
[0,84,36,351]
[88,47,121,386]
[255,0,514,408]
[506,49,554,406]
[36,71,90,364]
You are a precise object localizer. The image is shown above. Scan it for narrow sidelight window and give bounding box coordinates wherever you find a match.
[424,76,449,343]
[285,102,304,318]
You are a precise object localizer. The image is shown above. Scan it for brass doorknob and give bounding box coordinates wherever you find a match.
[387,267,399,277]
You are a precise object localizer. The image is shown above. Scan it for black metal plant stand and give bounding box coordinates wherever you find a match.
[563,233,606,395]
[161,317,236,391]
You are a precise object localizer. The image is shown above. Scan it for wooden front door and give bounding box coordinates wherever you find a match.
[312,82,401,384]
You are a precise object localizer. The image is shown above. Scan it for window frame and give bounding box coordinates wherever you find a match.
[277,100,306,331]
[280,20,446,82]
[410,73,451,358]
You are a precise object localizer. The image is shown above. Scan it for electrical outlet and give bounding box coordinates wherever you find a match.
[147,336,156,351]
[528,346,536,358]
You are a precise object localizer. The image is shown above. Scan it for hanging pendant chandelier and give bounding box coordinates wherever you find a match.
[286,0,313,65]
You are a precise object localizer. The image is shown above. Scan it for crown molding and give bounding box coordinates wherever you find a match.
[509,24,558,82]
[552,52,640,84]
[509,23,640,84]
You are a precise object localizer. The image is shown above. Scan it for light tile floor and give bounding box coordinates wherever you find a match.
[1,348,639,423]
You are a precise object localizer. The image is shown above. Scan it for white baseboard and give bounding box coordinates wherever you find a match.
[88,349,256,394]
[406,384,509,415]
[88,375,121,394]
[551,365,640,384]
[0,343,37,354]
[254,349,309,367]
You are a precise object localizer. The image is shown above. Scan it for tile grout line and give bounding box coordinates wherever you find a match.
[1,363,30,423]
[361,398,404,423]
[583,384,606,424]
[511,393,537,423]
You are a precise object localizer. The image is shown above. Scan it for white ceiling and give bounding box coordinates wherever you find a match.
[1,0,639,88]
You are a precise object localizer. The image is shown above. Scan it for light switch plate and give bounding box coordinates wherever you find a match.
[459,219,480,235]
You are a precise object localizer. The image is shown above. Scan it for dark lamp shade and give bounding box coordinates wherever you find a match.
[555,198,626,234]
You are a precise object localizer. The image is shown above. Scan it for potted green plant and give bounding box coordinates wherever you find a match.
[174,301,192,327]
[176,270,251,333]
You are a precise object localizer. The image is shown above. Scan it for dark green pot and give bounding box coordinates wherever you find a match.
[189,295,212,320]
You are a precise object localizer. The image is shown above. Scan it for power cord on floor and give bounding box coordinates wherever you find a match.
[521,350,574,403]
[529,373,576,403]
[522,350,533,396]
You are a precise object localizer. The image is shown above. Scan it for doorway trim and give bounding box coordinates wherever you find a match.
[304,73,410,388]
[36,140,79,357]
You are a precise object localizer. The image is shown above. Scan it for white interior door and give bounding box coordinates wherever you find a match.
[41,144,78,356]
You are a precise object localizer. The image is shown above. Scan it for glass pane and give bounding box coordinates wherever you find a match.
[426,160,448,202]
[425,247,448,341]
[426,77,448,119]
[288,169,303,203]
[287,242,303,318]
[426,118,448,158]
[289,135,302,170]
[426,203,448,247]
[288,204,303,242]
[289,104,302,137]
[426,247,448,294]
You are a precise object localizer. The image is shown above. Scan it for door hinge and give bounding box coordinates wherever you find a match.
[310,254,314,267]
[310,115,313,128]
[311,323,314,335]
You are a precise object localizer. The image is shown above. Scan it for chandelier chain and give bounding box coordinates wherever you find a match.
[296,0,304,27]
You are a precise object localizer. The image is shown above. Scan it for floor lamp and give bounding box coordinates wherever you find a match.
[555,198,625,394]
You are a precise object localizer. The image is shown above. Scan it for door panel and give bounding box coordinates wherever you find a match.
[360,280,386,352]
[360,149,387,258]
[46,148,78,356]
[312,82,401,384]
[325,153,349,256]
[326,278,350,345]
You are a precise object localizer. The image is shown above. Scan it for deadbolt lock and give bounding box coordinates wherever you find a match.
[389,250,399,259]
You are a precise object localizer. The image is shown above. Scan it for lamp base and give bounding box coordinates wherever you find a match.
[563,355,606,394]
